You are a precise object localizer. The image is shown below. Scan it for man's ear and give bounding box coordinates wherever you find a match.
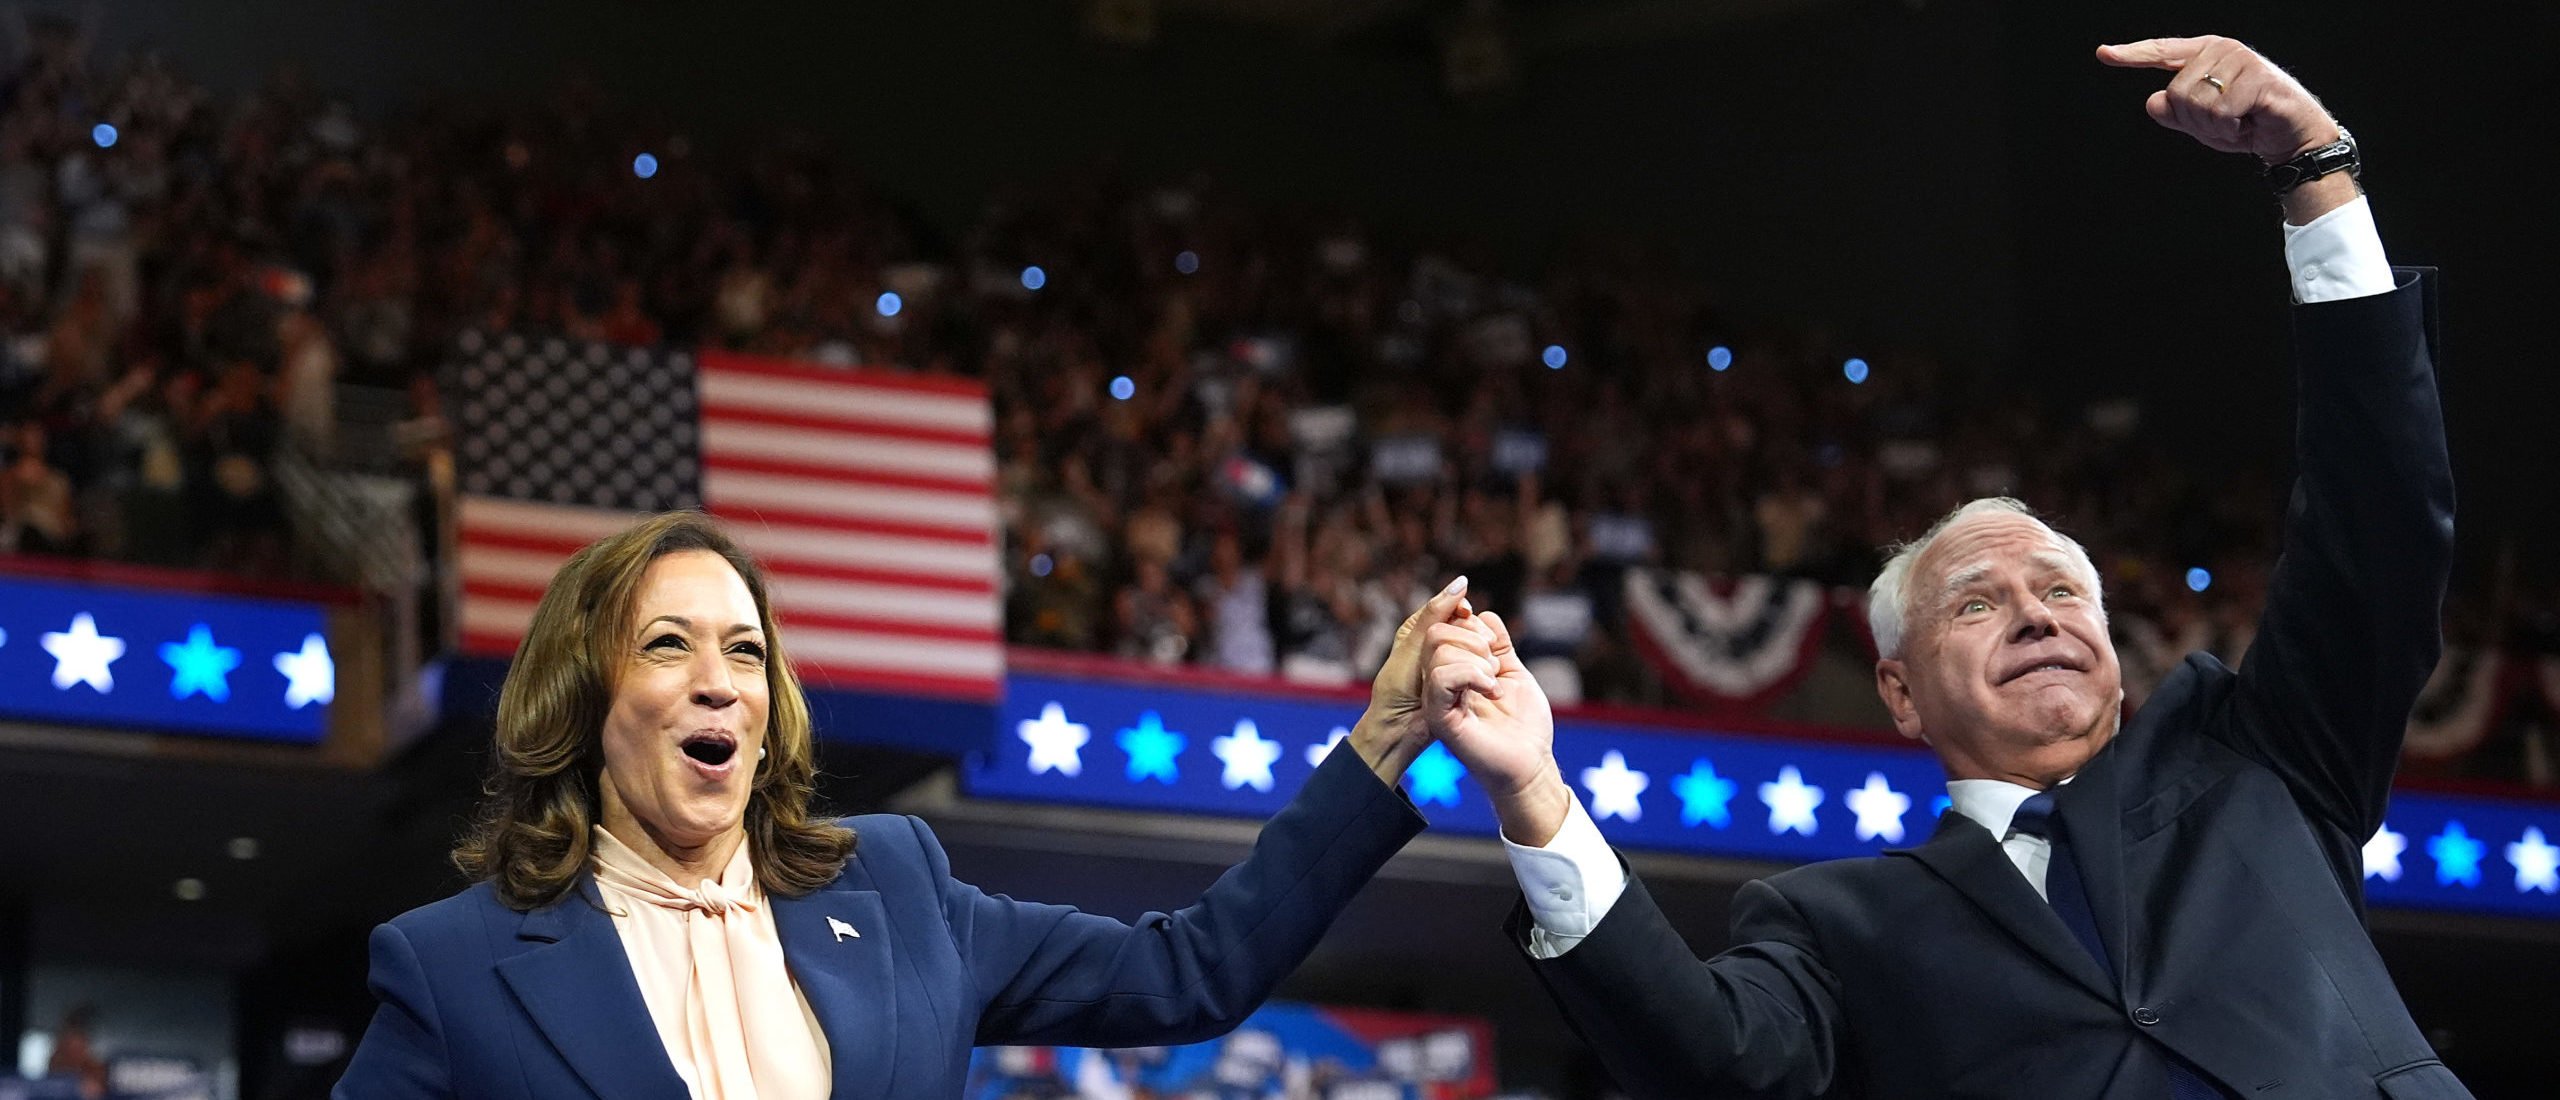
[1876,659,1928,745]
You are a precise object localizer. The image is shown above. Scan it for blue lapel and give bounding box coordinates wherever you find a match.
[493,879,689,1100]
[770,885,899,1099]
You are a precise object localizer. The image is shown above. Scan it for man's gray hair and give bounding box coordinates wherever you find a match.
[1866,497,2105,660]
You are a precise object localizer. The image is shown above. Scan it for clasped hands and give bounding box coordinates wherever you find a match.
[1347,576,1569,847]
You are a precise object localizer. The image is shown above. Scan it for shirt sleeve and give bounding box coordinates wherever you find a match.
[1500,795,1629,959]
[2282,194,2394,303]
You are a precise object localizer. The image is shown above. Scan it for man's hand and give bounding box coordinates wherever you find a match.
[1346,576,1476,784]
[2097,36,2336,161]
[2098,36,2359,223]
[1423,607,1570,846]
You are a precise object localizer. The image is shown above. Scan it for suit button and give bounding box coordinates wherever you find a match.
[2132,1007,2161,1026]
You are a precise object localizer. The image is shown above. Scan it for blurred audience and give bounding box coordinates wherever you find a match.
[0,14,2546,783]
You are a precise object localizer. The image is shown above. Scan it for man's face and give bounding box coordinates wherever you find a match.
[1875,513,2124,784]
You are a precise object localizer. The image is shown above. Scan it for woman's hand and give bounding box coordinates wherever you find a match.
[1344,575,1475,783]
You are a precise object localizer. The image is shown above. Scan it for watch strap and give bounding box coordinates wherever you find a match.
[2265,127,2360,194]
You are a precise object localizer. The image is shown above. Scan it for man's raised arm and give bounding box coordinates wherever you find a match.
[2102,36,2454,839]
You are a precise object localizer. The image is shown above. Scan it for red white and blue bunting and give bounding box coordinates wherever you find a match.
[1623,569,1833,709]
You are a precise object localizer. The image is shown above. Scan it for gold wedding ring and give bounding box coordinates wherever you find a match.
[2202,75,2227,93]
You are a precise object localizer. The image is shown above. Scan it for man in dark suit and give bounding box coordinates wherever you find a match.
[1417,36,2469,1099]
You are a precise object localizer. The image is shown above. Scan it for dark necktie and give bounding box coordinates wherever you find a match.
[2011,791,2230,1100]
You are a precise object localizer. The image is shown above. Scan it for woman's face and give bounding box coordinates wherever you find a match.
[596,550,772,856]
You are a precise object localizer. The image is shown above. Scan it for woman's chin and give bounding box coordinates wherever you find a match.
[648,803,747,850]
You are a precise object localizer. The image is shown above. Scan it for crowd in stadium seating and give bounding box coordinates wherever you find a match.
[0,12,332,575]
[0,16,2547,781]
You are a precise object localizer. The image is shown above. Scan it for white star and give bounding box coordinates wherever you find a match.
[1844,772,1911,843]
[1307,726,1350,768]
[1759,766,1825,836]
[1581,750,1650,823]
[2507,827,2560,895]
[1213,718,1284,792]
[1018,702,1091,777]
[42,613,125,693]
[274,633,335,709]
[2363,824,2407,882]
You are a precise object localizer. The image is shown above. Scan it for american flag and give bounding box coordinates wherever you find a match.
[447,333,1002,700]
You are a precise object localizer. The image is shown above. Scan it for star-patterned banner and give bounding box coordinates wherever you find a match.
[968,672,2560,921]
[0,573,334,743]
[2358,793,2560,920]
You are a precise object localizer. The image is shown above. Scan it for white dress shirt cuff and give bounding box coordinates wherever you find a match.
[2281,194,2394,303]
[1501,795,1628,958]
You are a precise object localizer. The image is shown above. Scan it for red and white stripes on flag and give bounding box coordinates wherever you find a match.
[451,335,1001,701]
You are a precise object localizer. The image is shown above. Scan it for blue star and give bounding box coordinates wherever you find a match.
[1673,760,1737,828]
[2429,821,2486,888]
[1117,711,1186,784]
[1404,742,1466,807]
[160,624,242,702]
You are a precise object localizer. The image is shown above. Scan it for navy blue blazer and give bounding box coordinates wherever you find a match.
[1515,273,2474,1099]
[335,744,1424,1099]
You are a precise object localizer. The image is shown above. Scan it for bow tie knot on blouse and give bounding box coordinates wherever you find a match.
[589,827,830,1100]
[615,872,755,918]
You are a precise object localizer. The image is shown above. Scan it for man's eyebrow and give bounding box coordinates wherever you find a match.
[2028,551,2089,581]
[1936,563,1993,605]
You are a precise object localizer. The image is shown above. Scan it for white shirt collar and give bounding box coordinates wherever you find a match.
[1945,777,2067,839]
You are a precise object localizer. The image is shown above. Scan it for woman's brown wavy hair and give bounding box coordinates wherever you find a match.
[453,510,855,909]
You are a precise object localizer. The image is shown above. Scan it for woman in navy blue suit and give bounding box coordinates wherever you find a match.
[336,511,1474,1099]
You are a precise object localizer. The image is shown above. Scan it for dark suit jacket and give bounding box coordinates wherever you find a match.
[1516,273,2471,1099]
[335,745,1424,1099]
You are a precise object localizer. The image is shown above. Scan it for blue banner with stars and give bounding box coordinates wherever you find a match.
[0,574,334,744]
[967,672,2560,922]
